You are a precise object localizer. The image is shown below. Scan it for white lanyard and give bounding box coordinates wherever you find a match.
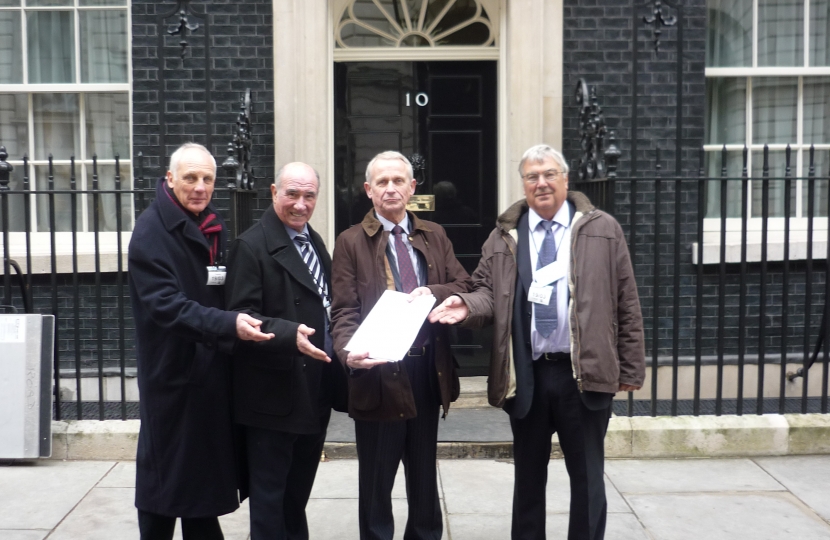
[531,224,570,287]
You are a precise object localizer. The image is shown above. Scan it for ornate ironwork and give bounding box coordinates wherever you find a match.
[222,89,255,191]
[0,146,12,191]
[409,153,426,186]
[574,79,608,181]
[167,0,200,59]
[643,0,677,53]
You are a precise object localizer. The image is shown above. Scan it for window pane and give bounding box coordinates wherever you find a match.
[35,164,80,233]
[0,94,29,158]
[803,151,829,218]
[0,0,22,6]
[758,0,804,67]
[811,0,830,66]
[804,77,830,144]
[33,93,80,160]
[85,93,130,159]
[705,151,744,218]
[27,10,75,84]
[80,0,127,5]
[0,165,29,232]
[752,77,797,144]
[751,151,795,217]
[0,12,23,83]
[706,78,746,144]
[87,163,132,232]
[80,10,128,83]
[707,0,752,67]
[27,0,72,5]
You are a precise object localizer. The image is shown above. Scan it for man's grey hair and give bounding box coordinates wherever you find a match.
[273,163,321,191]
[365,151,413,183]
[168,143,216,179]
[518,145,570,177]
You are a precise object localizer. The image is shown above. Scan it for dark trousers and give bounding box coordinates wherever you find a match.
[138,509,223,540]
[510,358,611,540]
[354,356,442,540]
[245,410,331,540]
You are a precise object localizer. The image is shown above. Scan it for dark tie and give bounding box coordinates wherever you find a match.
[392,225,418,294]
[535,220,557,337]
[294,233,328,300]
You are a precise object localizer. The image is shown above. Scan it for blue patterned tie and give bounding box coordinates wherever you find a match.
[535,220,557,337]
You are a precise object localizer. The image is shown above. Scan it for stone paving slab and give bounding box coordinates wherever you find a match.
[754,456,830,521]
[0,461,115,530]
[626,491,830,540]
[605,457,785,493]
[4,456,830,539]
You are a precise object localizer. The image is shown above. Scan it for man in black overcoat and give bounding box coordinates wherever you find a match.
[128,143,273,540]
[225,162,347,540]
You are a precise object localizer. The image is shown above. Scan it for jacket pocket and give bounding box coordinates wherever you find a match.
[349,368,381,412]
[244,356,294,416]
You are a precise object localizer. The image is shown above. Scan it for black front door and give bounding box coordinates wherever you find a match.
[334,60,497,376]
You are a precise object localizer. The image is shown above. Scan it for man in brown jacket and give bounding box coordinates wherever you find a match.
[331,151,471,540]
[429,144,645,540]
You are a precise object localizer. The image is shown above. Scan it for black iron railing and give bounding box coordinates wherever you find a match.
[0,148,257,421]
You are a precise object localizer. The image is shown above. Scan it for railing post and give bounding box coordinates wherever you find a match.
[0,146,12,308]
[604,132,620,216]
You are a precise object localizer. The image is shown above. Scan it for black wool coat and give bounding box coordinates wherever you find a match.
[225,207,347,435]
[128,179,240,518]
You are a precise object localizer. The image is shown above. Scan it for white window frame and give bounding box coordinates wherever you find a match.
[0,0,133,274]
[699,0,830,264]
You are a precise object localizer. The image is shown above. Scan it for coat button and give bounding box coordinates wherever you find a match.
[393,372,398,376]
[295,298,300,305]
[438,371,442,377]
[399,413,404,418]
[408,236,414,242]
[428,264,432,268]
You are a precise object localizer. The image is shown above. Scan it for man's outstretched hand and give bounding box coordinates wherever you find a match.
[428,295,469,325]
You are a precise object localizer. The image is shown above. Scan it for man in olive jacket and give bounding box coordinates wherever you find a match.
[129,143,272,540]
[331,151,471,540]
[430,144,645,540]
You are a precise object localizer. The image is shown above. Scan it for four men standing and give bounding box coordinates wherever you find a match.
[131,142,643,540]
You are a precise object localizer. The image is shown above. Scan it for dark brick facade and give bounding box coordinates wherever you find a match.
[562,0,829,364]
[131,0,275,219]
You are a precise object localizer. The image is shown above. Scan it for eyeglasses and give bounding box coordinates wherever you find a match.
[522,169,563,184]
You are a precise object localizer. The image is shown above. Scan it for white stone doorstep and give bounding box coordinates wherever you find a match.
[47,414,830,461]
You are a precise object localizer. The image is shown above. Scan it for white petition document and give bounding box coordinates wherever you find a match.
[344,290,436,361]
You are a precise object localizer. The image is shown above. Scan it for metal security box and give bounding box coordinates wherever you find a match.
[0,314,55,459]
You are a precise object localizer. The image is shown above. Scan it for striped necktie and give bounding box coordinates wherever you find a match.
[392,225,419,294]
[294,233,328,300]
[534,220,557,337]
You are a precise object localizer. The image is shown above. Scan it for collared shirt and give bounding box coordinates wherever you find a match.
[528,204,571,358]
[376,212,423,287]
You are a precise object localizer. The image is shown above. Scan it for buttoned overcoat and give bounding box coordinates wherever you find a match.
[128,179,240,518]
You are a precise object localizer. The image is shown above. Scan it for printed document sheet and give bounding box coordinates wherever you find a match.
[343,290,436,361]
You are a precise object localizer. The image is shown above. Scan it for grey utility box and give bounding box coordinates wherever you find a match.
[0,314,55,459]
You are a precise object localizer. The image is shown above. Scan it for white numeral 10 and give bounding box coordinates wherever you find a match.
[405,92,429,107]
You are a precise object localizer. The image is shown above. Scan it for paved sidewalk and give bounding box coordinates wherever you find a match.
[1,455,829,539]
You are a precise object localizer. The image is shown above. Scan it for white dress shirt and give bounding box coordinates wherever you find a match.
[527,204,571,358]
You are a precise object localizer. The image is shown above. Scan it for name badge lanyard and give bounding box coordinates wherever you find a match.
[528,224,569,306]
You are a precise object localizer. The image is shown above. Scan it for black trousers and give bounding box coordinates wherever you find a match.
[245,410,331,540]
[510,358,611,540]
[137,509,223,540]
[354,355,442,540]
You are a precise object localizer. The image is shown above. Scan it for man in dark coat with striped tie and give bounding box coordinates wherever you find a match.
[225,161,348,540]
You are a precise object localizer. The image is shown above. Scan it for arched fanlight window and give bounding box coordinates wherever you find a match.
[336,0,496,48]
